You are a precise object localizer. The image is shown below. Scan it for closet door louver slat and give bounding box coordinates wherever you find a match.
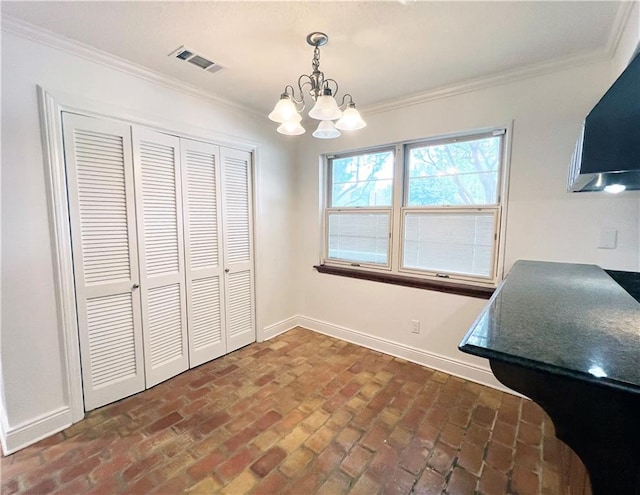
[133,128,189,387]
[180,139,226,366]
[221,147,255,352]
[62,113,145,411]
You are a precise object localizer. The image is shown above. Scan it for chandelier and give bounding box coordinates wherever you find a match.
[268,32,366,139]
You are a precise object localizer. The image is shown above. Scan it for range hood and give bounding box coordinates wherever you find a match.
[568,49,640,193]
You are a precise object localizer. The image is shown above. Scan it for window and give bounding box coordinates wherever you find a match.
[322,129,508,288]
[326,149,394,267]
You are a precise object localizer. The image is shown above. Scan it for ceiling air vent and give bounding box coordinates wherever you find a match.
[169,45,225,74]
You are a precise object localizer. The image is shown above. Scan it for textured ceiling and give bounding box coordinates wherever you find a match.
[1,1,625,115]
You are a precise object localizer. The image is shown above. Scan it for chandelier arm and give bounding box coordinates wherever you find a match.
[282,83,303,113]
[323,79,339,97]
[337,93,355,109]
[297,74,312,96]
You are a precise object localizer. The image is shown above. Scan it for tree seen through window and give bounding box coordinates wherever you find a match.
[331,150,394,207]
[407,136,500,206]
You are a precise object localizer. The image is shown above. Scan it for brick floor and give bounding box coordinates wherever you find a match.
[0,327,564,494]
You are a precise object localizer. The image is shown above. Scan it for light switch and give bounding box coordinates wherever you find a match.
[598,228,617,249]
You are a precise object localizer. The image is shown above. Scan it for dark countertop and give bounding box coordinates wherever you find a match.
[459,260,640,394]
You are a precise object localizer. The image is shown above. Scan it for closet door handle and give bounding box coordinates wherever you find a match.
[224,269,230,273]
[132,284,140,290]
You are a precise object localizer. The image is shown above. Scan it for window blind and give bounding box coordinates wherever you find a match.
[327,211,390,265]
[402,210,496,277]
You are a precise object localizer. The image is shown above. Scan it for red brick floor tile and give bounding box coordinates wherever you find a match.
[415,422,440,449]
[122,453,164,483]
[521,400,545,426]
[497,400,521,426]
[1,479,20,495]
[87,476,121,495]
[304,425,335,454]
[52,476,91,495]
[384,466,417,495]
[518,421,543,446]
[449,407,472,428]
[187,449,226,481]
[457,441,484,476]
[217,446,258,481]
[334,426,362,452]
[250,446,287,477]
[439,422,465,449]
[315,470,351,495]
[427,441,456,475]
[387,424,413,449]
[224,425,261,452]
[414,467,446,494]
[479,465,509,495]
[145,411,183,434]
[281,469,321,495]
[1,328,562,495]
[492,420,517,447]
[399,438,430,475]
[513,441,541,471]
[360,424,388,452]
[465,423,491,448]
[510,464,540,495]
[279,447,314,478]
[349,473,381,495]
[340,444,372,478]
[485,440,514,473]
[251,470,289,495]
[472,405,497,428]
[447,466,479,494]
[424,405,449,429]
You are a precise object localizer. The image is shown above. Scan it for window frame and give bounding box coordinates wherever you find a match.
[320,125,511,290]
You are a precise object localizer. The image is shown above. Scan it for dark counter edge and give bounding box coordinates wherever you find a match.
[458,266,640,396]
[314,264,495,299]
[460,341,640,395]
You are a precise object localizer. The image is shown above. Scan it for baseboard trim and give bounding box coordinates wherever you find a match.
[261,316,300,341]
[2,407,72,455]
[297,315,521,397]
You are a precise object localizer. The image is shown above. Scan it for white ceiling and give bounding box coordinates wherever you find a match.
[1,1,627,115]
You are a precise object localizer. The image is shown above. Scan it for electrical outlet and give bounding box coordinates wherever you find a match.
[411,320,420,334]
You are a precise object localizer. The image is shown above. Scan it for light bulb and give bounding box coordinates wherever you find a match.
[308,89,343,121]
[312,120,341,139]
[277,119,305,136]
[269,95,300,123]
[604,184,626,194]
[335,104,366,131]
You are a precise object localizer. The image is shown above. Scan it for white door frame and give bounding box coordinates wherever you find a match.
[37,86,259,423]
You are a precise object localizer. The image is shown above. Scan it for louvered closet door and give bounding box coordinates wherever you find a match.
[62,113,145,411]
[180,139,227,367]
[132,128,189,387]
[221,147,255,352]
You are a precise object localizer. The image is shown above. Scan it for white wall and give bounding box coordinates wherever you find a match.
[293,57,640,390]
[0,29,297,452]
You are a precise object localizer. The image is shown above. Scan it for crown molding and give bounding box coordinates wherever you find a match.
[363,2,637,117]
[605,1,637,59]
[362,48,609,116]
[1,15,265,120]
